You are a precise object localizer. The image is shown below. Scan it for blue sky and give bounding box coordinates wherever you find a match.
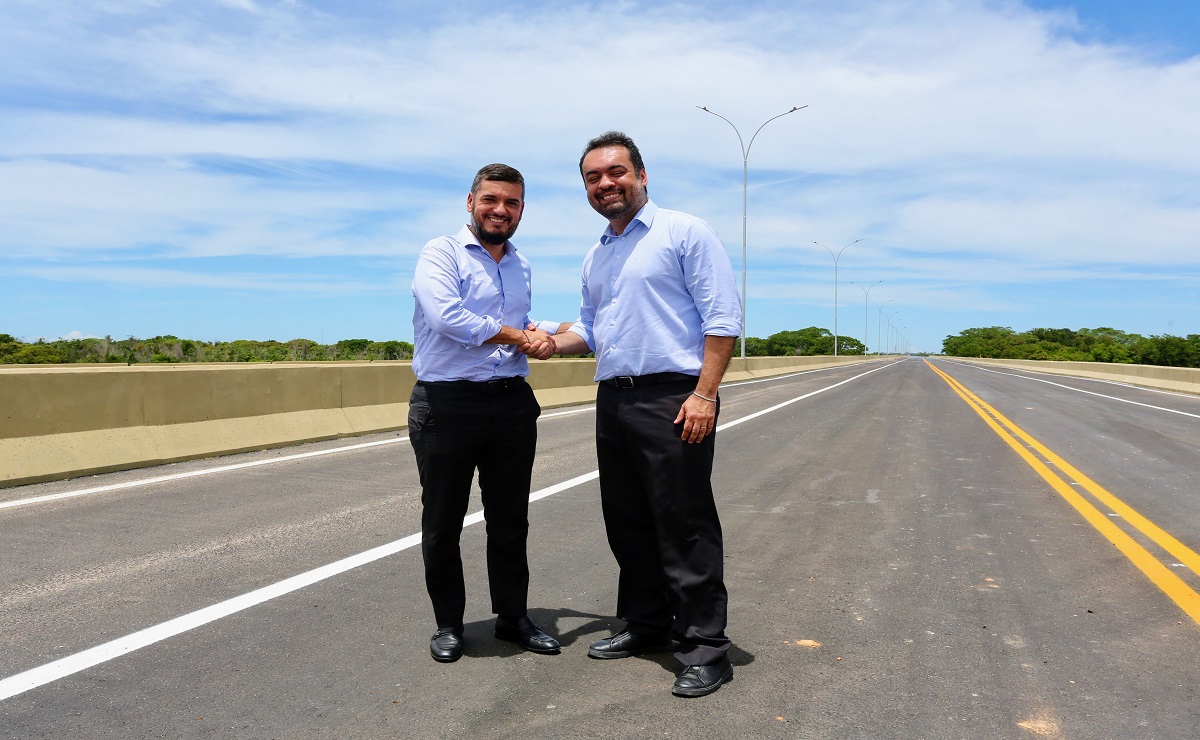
[2,0,1197,354]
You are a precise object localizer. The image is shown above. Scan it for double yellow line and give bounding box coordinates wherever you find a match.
[926,360,1200,624]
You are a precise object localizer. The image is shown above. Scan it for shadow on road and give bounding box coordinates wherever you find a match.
[456,608,757,670]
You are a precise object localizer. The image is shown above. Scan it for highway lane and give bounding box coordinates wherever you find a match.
[2,358,1199,738]
[936,359,1200,534]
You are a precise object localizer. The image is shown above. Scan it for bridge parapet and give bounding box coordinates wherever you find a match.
[0,356,876,487]
[952,358,1200,396]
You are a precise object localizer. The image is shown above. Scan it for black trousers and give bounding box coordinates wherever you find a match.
[596,377,731,666]
[408,378,540,630]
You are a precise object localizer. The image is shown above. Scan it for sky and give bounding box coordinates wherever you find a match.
[2,0,1198,354]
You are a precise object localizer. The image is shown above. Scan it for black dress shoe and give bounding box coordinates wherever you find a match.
[495,616,561,654]
[672,656,733,697]
[430,628,464,663]
[587,629,674,659]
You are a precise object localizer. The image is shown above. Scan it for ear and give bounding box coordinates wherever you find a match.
[466,192,474,212]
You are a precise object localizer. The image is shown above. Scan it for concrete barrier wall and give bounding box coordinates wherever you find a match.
[948,358,1200,395]
[1,355,880,487]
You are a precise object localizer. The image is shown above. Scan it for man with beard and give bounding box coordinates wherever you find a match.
[409,163,560,663]
[544,132,742,696]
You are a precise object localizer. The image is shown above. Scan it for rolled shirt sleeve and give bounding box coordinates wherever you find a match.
[413,240,502,348]
[532,320,563,335]
[679,217,743,338]
[568,262,597,352]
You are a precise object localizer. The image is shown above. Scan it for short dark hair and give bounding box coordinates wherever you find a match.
[471,163,524,198]
[579,131,645,176]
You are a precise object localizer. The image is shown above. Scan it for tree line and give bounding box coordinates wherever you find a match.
[0,334,414,364]
[9,326,1196,366]
[0,327,870,364]
[743,327,866,356]
[942,326,1200,368]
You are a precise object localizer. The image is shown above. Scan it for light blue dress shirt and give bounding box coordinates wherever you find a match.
[568,200,742,381]
[411,225,533,382]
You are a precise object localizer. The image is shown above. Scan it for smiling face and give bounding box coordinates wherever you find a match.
[581,145,648,233]
[467,179,524,247]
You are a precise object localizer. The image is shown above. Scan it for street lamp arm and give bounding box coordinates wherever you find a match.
[746,105,807,157]
[697,106,747,158]
[813,238,860,263]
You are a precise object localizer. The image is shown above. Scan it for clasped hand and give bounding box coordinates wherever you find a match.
[519,326,556,360]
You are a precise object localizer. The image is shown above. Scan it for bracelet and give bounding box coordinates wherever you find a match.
[692,390,717,403]
[521,330,530,344]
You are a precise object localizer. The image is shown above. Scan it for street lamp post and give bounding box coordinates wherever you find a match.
[874,299,893,356]
[813,240,860,357]
[698,105,807,359]
[883,309,899,355]
[852,280,882,354]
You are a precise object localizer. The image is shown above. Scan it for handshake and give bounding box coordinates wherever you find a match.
[518,324,557,361]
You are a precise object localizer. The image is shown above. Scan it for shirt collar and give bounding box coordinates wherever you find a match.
[600,199,657,243]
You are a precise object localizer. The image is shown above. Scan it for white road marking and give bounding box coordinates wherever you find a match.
[0,438,405,512]
[0,468,605,702]
[0,363,894,701]
[946,361,1200,420]
[715,361,897,433]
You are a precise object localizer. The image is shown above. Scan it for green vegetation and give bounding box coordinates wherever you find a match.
[0,327,873,365]
[743,327,866,357]
[10,326,1195,366]
[942,326,1200,368]
[0,333,413,365]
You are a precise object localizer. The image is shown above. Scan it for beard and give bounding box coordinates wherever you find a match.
[471,213,518,246]
[590,186,647,222]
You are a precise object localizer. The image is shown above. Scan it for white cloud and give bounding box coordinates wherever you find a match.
[2,0,1198,347]
[14,264,390,294]
[56,330,97,340]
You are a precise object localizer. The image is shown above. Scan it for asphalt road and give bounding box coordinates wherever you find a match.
[2,358,1199,739]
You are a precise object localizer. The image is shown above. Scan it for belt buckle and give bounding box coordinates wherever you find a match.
[614,376,635,389]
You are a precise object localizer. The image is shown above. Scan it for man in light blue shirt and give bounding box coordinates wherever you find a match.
[549,132,741,697]
[412,221,548,381]
[567,200,742,380]
[409,163,560,663]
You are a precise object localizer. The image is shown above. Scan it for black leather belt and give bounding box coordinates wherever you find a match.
[600,372,697,389]
[417,377,526,392]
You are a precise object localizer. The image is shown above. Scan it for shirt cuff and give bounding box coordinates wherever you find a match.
[468,317,503,348]
[567,325,594,351]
